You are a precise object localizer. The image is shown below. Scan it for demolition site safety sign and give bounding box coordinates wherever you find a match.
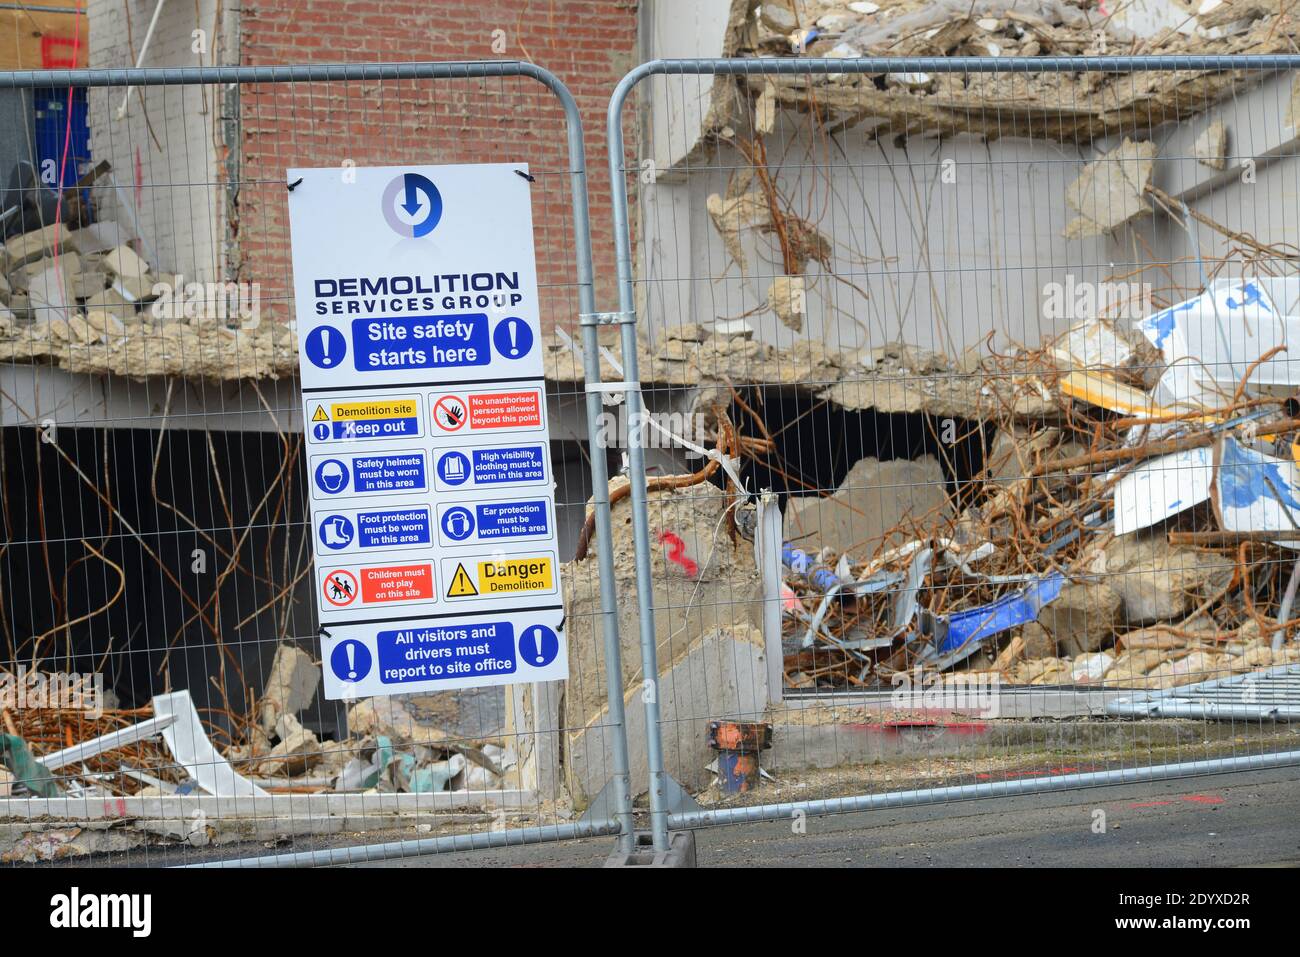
[287,163,567,699]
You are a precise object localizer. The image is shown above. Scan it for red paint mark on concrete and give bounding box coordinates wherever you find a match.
[1127,794,1224,810]
[658,531,699,578]
[879,721,990,734]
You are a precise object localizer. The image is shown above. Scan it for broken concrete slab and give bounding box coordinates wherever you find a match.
[64,221,128,256]
[347,695,448,747]
[1102,533,1234,625]
[25,261,78,325]
[256,714,321,778]
[767,274,806,332]
[1195,119,1229,170]
[1036,580,1123,656]
[2,224,64,272]
[84,285,133,314]
[109,274,156,304]
[19,252,81,291]
[71,269,108,301]
[786,455,950,556]
[1064,138,1157,238]
[706,190,770,274]
[83,309,126,338]
[101,243,151,281]
[258,643,319,735]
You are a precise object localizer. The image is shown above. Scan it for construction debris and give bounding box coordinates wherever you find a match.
[0,203,295,379]
[727,0,1300,142]
[1063,139,1157,239]
[661,278,1300,692]
[1195,120,1230,170]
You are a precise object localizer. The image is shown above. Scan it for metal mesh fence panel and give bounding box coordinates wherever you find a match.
[0,62,632,868]
[604,56,1300,848]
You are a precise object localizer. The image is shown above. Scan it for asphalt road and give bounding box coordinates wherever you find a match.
[368,766,1300,867]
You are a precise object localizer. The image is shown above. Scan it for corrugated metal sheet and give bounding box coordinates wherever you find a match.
[1107,664,1300,720]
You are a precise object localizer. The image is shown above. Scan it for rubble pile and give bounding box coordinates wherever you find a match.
[768,277,1300,690]
[0,646,520,860]
[731,0,1300,140]
[0,220,295,380]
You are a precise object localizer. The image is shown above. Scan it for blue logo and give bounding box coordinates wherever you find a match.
[314,459,350,494]
[519,624,559,667]
[312,422,330,441]
[304,326,347,368]
[318,515,354,549]
[330,640,372,683]
[441,506,475,542]
[437,451,471,486]
[493,317,534,359]
[382,172,443,238]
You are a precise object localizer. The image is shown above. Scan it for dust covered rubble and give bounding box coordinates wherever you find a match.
[0,221,296,380]
[720,1,1300,143]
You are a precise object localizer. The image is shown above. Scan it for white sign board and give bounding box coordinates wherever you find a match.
[287,164,567,699]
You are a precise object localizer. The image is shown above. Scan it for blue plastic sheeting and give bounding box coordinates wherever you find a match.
[928,572,1066,656]
[782,542,840,593]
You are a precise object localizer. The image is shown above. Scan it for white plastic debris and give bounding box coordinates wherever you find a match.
[1113,447,1214,536]
[1072,652,1115,682]
[1137,278,1300,409]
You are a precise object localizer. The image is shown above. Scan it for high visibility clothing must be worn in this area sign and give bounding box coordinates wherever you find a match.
[287,163,566,699]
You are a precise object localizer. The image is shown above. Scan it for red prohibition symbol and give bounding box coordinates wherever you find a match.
[322,569,359,606]
[433,395,468,432]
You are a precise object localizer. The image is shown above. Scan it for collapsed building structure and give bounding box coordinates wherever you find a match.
[3,0,1300,854]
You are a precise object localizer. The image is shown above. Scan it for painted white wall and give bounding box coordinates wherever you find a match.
[638,114,1127,355]
[86,0,224,281]
[638,3,1298,356]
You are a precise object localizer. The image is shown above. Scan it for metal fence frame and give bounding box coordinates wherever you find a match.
[0,60,635,867]
[607,54,1300,852]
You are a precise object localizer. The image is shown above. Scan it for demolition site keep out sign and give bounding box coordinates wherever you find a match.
[287,163,566,699]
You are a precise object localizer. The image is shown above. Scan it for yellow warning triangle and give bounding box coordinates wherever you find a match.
[447,563,478,597]
[311,404,329,422]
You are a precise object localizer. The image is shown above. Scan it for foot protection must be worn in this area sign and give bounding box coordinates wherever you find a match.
[288,163,566,699]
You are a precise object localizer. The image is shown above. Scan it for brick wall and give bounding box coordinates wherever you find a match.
[237,0,640,329]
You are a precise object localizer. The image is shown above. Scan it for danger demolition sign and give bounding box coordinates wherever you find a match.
[287,163,567,699]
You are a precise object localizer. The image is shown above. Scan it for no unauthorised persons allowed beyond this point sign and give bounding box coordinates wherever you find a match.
[288,162,566,698]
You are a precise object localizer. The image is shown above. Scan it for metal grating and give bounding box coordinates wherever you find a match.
[1107,665,1300,721]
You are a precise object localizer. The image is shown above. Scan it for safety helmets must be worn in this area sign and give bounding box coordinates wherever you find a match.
[287,163,566,700]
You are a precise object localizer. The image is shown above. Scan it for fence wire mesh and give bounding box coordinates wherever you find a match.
[0,63,631,867]
[605,57,1300,842]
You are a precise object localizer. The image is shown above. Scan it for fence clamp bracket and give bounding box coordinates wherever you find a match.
[579,311,636,327]
[585,380,640,395]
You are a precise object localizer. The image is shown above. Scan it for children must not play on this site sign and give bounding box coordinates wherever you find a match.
[287,163,567,700]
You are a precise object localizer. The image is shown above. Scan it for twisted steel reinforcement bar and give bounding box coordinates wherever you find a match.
[606,54,1300,852]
